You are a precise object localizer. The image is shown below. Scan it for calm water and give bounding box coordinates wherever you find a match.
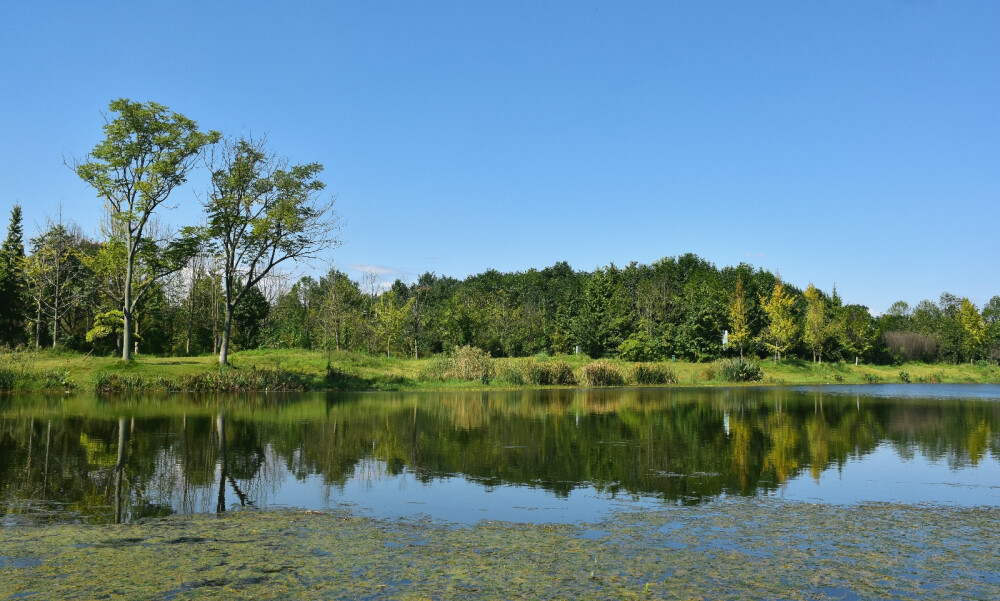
[2,385,998,524]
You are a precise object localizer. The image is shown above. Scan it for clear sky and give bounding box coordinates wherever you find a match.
[2,1,998,313]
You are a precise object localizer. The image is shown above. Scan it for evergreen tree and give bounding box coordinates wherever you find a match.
[0,204,28,346]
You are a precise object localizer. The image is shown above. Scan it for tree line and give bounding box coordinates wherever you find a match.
[0,99,997,365]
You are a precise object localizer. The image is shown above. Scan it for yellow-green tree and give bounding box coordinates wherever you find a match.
[760,282,797,362]
[728,273,751,359]
[374,289,415,357]
[957,297,986,362]
[803,283,828,363]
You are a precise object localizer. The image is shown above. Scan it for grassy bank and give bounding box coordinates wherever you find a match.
[2,347,999,393]
[3,499,999,599]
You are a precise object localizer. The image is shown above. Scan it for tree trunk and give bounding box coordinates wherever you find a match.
[52,248,60,348]
[122,253,134,360]
[186,282,194,356]
[219,304,233,365]
[122,307,133,361]
[51,287,59,348]
[34,295,42,349]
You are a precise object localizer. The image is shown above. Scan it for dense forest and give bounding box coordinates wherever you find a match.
[1,200,997,365]
[0,99,997,366]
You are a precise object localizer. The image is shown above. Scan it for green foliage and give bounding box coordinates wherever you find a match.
[203,136,340,364]
[76,98,219,361]
[715,358,764,383]
[727,273,751,359]
[617,332,665,361]
[630,363,677,385]
[760,282,798,362]
[0,204,28,346]
[231,284,269,349]
[86,310,126,343]
[579,360,625,387]
[898,370,911,383]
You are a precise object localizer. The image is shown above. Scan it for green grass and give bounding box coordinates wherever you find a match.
[2,348,998,392]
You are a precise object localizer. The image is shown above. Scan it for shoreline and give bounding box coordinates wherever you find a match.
[3,348,999,393]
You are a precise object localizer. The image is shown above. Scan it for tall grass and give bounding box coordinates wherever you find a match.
[630,363,677,385]
[715,358,764,383]
[0,350,75,391]
[423,345,494,383]
[579,361,626,387]
[494,358,577,386]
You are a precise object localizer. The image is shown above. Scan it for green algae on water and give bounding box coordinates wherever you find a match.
[3,499,1000,600]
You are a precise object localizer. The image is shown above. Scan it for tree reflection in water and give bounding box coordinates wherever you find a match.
[1,386,998,523]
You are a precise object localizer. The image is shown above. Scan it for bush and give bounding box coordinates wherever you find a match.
[580,361,625,387]
[898,370,910,383]
[631,363,677,385]
[716,358,764,383]
[863,372,883,383]
[617,333,666,362]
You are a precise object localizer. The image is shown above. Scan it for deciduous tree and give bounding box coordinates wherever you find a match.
[204,136,340,364]
[957,298,986,363]
[75,98,218,360]
[803,283,828,363]
[728,273,750,359]
[760,282,797,362]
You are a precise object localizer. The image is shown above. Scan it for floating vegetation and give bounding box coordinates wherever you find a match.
[3,499,998,599]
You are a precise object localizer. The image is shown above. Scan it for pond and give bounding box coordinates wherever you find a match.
[2,384,999,525]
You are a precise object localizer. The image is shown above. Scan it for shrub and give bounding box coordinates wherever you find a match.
[631,363,677,385]
[898,370,910,383]
[617,333,666,362]
[716,358,764,383]
[580,361,625,387]
[863,372,883,383]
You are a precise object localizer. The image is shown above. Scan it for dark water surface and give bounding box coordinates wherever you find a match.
[2,385,998,524]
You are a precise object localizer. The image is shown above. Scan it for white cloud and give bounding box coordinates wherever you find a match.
[350,263,401,276]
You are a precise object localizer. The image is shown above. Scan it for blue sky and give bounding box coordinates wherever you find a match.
[2,1,998,313]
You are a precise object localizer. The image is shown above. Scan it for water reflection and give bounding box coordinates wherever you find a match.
[1,386,998,524]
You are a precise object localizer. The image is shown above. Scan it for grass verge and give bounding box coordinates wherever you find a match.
[2,348,999,392]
